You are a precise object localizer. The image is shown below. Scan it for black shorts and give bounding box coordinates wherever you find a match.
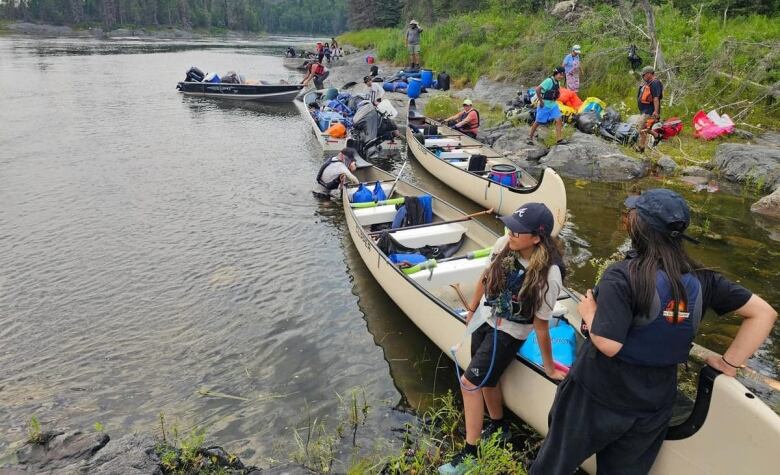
[465,323,523,387]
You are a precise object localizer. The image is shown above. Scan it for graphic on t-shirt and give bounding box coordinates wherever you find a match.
[662,299,690,324]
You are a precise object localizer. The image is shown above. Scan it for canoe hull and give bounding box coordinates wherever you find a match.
[176,82,303,103]
[343,166,780,475]
[407,122,567,236]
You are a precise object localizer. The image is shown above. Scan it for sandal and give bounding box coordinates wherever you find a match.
[526,138,535,146]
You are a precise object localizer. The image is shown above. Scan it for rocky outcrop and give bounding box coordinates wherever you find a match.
[751,188,780,218]
[12,430,110,473]
[454,76,523,108]
[712,143,780,191]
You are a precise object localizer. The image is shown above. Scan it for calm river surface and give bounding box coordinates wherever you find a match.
[0,36,778,466]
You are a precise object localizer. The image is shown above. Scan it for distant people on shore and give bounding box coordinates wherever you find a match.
[562,44,582,92]
[405,20,423,70]
[528,67,567,146]
[635,65,663,153]
[445,99,480,139]
[331,38,341,59]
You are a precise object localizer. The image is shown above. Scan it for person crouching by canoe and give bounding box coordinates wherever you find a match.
[439,203,567,475]
[527,67,567,146]
[445,99,480,139]
[530,189,777,475]
[313,148,359,199]
[302,60,329,90]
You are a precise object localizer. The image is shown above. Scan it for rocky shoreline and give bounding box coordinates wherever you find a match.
[1,428,313,474]
[1,21,256,40]
[328,47,780,217]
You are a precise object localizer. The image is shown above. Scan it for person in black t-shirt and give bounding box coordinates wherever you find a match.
[530,189,777,475]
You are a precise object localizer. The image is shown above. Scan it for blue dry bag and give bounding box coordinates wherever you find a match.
[352,183,373,203]
[518,320,577,368]
[372,180,387,201]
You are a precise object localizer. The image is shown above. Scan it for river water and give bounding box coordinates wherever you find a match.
[0,36,778,466]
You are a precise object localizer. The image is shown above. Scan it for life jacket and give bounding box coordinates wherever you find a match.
[485,257,533,324]
[541,76,561,101]
[616,270,703,367]
[310,62,325,76]
[638,79,660,105]
[457,109,480,132]
[315,157,343,191]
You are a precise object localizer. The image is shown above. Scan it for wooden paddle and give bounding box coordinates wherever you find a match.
[367,208,494,236]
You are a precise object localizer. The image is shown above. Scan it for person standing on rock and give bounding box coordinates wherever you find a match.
[405,20,423,70]
[530,188,777,475]
[562,44,582,92]
[527,67,568,146]
[635,65,663,153]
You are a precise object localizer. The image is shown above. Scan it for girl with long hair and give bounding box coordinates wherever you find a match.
[531,189,777,474]
[440,203,567,475]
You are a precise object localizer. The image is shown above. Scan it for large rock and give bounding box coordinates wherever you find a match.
[15,430,110,471]
[82,434,161,475]
[454,76,522,107]
[657,155,677,174]
[536,132,649,181]
[712,143,780,191]
[551,1,578,17]
[751,188,780,218]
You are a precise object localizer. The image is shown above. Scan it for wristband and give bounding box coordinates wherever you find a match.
[721,355,745,369]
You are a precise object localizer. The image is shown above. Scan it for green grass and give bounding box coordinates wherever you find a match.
[340,4,780,133]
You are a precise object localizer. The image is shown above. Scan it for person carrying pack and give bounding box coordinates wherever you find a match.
[527,67,568,146]
[445,99,480,138]
[439,203,567,475]
[313,148,359,198]
[635,65,664,152]
[530,189,777,475]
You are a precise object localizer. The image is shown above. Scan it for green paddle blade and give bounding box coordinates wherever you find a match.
[351,197,405,209]
[402,259,437,275]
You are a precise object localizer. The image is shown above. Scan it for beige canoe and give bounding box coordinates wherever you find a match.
[406,113,567,236]
[343,165,780,474]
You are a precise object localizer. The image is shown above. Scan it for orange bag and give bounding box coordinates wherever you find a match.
[558,87,583,109]
[324,122,347,138]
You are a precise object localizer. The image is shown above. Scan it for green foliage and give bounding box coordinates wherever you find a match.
[0,0,348,34]
[93,421,105,433]
[424,95,507,129]
[27,416,44,444]
[341,4,780,128]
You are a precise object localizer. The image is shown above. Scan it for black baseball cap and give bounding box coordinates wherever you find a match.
[340,147,357,165]
[553,66,565,75]
[635,189,699,243]
[499,203,554,238]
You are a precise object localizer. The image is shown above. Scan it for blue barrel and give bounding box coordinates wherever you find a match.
[420,69,434,88]
[382,82,395,92]
[407,78,422,99]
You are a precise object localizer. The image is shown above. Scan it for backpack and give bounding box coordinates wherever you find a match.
[437,72,450,91]
[614,123,639,145]
[658,117,683,140]
[575,110,600,134]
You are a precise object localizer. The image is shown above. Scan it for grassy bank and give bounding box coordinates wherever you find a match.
[340,4,780,131]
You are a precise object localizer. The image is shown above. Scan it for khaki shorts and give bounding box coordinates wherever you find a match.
[408,44,420,54]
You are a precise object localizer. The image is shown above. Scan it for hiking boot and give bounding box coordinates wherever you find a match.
[481,420,511,442]
[438,450,474,475]
[556,139,569,145]
[526,137,536,146]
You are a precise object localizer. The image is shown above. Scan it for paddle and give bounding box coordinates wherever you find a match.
[401,247,492,276]
[386,158,409,199]
[367,208,494,236]
[351,197,405,209]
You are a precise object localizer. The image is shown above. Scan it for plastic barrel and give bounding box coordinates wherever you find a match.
[420,69,434,88]
[407,78,422,99]
[488,163,519,187]
[382,82,395,92]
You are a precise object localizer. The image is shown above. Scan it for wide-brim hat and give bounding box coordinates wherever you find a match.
[462,98,473,105]
[409,20,419,25]
[572,44,582,53]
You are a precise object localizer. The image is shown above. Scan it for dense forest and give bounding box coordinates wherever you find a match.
[0,0,348,34]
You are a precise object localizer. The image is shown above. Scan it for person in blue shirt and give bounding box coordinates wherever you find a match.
[527,67,567,146]
[562,44,582,92]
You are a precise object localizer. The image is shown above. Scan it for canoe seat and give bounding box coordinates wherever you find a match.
[425,138,461,147]
[390,223,467,248]
[354,205,398,226]
[409,255,490,290]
